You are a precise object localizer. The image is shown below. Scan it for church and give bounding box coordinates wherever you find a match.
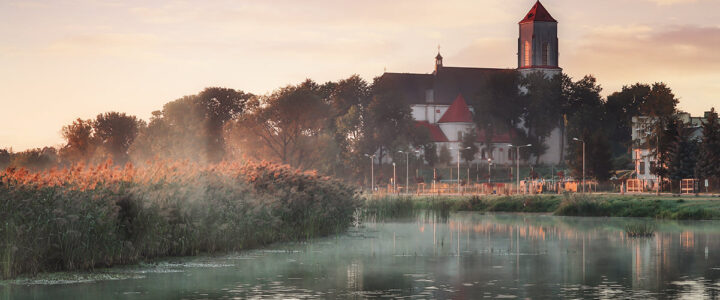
[377,1,564,165]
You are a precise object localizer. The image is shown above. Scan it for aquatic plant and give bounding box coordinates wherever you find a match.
[0,160,360,279]
[624,222,656,238]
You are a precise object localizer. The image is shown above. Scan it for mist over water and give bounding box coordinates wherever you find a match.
[4,213,720,299]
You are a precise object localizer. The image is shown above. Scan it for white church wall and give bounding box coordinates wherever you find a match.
[438,123,474,142]
[411,105,449,124]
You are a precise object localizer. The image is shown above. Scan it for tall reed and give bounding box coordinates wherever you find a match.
[0,160,359,279]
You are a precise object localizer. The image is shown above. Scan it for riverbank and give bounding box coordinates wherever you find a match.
[0,161,360,279]
[363,194,720,220]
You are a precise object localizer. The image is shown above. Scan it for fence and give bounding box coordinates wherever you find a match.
[681,179,697,194]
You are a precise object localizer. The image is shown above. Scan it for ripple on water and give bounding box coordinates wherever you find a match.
[7,272,146,286]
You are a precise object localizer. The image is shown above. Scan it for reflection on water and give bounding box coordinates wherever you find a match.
[3,213,720,299]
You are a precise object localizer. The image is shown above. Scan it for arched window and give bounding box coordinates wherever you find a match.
[542,42,549,66]
[524,41,531,67]
[481,149,486,159]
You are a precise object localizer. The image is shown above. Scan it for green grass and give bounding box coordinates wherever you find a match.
[363,193,720,221]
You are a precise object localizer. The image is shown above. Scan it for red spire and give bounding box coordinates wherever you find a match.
[438,94,473,123]
[519,1,557,24]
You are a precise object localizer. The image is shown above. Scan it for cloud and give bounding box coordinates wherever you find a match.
[567,25,720,76]
[644,0,699,5]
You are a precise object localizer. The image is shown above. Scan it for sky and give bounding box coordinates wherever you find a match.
[1,0,720,151]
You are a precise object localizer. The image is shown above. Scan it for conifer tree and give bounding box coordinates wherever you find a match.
[697,108,720,186]
[666,123,700,181]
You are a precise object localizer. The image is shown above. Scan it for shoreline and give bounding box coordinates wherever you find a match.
[362,194,720,220]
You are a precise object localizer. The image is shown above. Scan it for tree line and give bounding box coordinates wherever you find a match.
[2,72,718,188]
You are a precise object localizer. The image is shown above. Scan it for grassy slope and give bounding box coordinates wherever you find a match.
[363,194,720,220]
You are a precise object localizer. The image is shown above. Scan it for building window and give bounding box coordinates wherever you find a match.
[542,42,549,65]
[457,131,463,141]
[639,162,646,175]
[524,41,531,67]
[481,149,486,159]
[509,149,513,160]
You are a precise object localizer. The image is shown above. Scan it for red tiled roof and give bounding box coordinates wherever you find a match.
[438,94,473,123]
[519,1,557,24]
[415,121,449,142]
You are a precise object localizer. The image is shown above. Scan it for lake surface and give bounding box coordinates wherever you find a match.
[3,213,720,299]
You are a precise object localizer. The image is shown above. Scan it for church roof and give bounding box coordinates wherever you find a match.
[438,94,473,123]
[378,67,515,105]
[519,1,557,24]
[415,121,449,142]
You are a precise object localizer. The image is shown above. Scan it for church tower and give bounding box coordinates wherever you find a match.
[518,1,561,77]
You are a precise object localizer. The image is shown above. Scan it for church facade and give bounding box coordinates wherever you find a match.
[377,1,564,165]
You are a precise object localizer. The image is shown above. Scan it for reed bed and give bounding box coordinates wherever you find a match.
[0,160,359,279]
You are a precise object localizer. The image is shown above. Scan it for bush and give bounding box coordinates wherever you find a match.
[0,160,359,279]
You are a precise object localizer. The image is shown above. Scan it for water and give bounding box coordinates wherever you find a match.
[3,213,720,299]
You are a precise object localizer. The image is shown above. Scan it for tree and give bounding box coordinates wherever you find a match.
[326,76,372,178]
[60,118,96,163]
[460,129,479,164]
[473,71,525,153]
[93,112,145,164]
[696,108,720,186]
[230,80,331,170]
[9,147,58,171]
[0,149,9,169]
[521,72,564,163]
[666,122,700,182]
[587,132,612,181]
[438,144,452,166]
[564,75,612,181]
[605,83,651,160]
[196,87,251,162]
[131,87,250,163]
[423,143,438,168]
[366,88,414,167]
[327,75,371,118]
[643,83,678,118]
[653,116,681,181]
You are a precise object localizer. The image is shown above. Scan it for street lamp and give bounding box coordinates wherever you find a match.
[573,138,585,193]
[487,158,493,184]
[509,144,532,194]
[398,150,415,195]
[452,146,472,193]
[364,154,375,193]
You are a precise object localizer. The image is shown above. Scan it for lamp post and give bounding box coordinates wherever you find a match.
[573,138,585,193]
[392,162,397,193]
[508,144,532,194]
[487,158,493,184]
[364,154,375,193]
[398,150,413,194]
[453,146,472,194]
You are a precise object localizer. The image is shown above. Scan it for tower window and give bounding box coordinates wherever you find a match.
[542,42,549,66]
[524,41,531,67]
